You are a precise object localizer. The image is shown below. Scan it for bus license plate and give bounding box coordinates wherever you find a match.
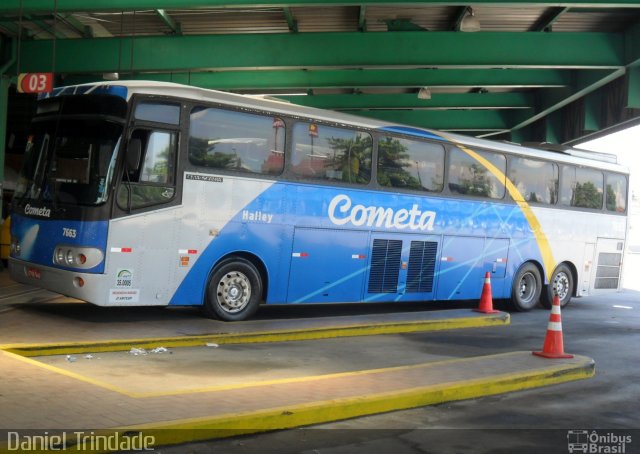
[26,268,42,280]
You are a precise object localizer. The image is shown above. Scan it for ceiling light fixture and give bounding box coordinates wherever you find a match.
[417,87,432,100]
[459,7,481,32]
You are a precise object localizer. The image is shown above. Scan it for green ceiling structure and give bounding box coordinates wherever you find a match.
[3,0,640,9]
[1,0,640,150]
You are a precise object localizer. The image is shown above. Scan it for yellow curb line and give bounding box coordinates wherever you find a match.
[1,311,509,357]
[119,355,597,449]
[0,350,135,397]
[0,353,593,453]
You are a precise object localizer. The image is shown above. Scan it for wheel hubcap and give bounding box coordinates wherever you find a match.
[217,271,251,313]
[553,272,570,300]
[518,272,537,305]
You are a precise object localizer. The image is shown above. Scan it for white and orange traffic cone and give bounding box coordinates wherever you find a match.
[533,294,574,359]
[474,272,499,314]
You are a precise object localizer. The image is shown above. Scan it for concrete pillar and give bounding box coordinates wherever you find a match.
[0,75,9,184]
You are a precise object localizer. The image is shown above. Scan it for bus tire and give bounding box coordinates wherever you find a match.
[540,264,573,309]
[510,262,542,312]
[203,258,262,321]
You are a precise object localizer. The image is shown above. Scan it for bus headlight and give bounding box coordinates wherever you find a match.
[10,236,21,256]
[56,248,65,264]
[53,246,104,269]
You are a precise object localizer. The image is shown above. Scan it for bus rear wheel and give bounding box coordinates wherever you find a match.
[203,258,262,321]
[510,263,542,312]
[540,264,573,309]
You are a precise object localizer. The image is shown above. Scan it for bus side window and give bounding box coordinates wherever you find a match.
[291,122,372,184]
[509,157,558,204]
[448,147,506,199]
[561,165,603,210]
[377,136,444,192]
[118,129,178,210]
[605,173,627,213]
[139,131,175,184]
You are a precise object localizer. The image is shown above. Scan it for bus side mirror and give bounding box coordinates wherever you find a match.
[126,138,142,172]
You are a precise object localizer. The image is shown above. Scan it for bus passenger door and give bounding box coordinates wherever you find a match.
[436,236,485,301]
[109,109,183,306]
[286,228,369,303]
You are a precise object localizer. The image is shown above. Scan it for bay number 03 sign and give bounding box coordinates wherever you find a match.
[17,73,54,94]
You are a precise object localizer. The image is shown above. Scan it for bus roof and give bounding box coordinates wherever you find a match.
[45,80,629,175]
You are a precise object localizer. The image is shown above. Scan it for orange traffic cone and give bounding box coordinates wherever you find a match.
[533,295,574,359]
[474,272,499,314]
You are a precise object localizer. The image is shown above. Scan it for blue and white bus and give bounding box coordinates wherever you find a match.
[9,81,629,321]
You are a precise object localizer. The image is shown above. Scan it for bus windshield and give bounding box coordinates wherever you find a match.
[15,118,123,206]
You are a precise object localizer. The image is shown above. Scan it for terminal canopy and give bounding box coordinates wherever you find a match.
[1,0,640,143]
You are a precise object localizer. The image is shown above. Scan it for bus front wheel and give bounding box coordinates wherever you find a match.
[540,264,573,309]
[203,258,262,321]
[510,263,542,311]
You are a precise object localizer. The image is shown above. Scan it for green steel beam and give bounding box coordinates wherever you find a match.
[355,109,526,130]
[0,22,19,36]
[545,110,562,143]
[283,8,298,32]
[276,92,534,109]
[456,131,501,137]
[0,37,16,73]
[358,6,366,32]
[26,15,67,39]
[0,39,16,199]
[12,32,625,73]
[0,14,51,22]
[502,68,626,134]
[2,12,93,36]
[509,128,525,143]
[628,67,640,108]
[156,9,181,34]
[4,0,640,14]
[531,7,569,32]
[383,19,427,31]
[0,75,9,206]
[63,68,572,90]
[626,22,640,67]
[584,89,603,131]
[58,13,94,38]
[0,75,8,179]
[0,18,35,38]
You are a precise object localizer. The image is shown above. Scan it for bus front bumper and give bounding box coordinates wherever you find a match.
[8,258,111,306]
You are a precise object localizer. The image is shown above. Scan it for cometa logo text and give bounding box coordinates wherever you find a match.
[24,204,51,218]
[328,194,436,231]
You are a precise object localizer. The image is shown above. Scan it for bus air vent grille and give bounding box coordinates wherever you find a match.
[368,239,402,293]
[406,241,438,293]
[594,252,621,289]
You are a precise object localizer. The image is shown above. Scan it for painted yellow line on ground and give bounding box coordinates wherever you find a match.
[128,352,496,398]
[116,354,595,451]
[1,350,134,397]
[0,352,594,453]
[4,346,517,401]
[1,311,509,358]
